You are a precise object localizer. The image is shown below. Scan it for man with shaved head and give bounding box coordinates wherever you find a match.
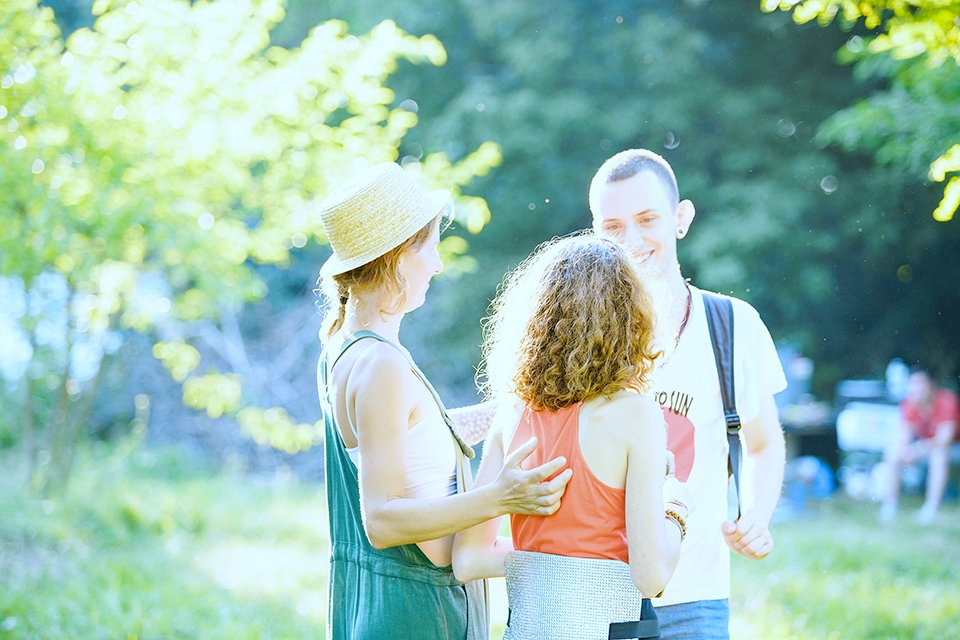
[590,149,788,639]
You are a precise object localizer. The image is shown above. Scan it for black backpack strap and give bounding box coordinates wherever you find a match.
[701,292,742,519]
[607,599,660,639]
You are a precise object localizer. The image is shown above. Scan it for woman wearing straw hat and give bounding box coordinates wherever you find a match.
[317,162,573,640]
[452,235,690,640]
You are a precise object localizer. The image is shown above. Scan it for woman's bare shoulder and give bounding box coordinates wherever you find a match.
[589,391,664,437]
[596,390,661,415]
[343,339,414,395]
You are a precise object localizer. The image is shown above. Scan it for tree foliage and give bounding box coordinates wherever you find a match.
[765,0,960,64]
[766,0,960,221]
[0,0,499,491]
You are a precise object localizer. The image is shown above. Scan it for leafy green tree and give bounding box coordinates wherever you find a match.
[0,0,498,492]
[766,0,960,221]
[765,0,960,64]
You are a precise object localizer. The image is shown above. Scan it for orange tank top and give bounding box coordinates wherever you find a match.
[508,402,628,563]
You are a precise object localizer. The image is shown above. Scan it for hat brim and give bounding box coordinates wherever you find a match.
[320,188,451,278]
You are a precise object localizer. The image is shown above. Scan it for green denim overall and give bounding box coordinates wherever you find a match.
[319,330,488,640]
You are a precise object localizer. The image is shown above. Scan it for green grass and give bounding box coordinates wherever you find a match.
[0,443,329,640]
[3,442,959,639]
[730,496,960,639]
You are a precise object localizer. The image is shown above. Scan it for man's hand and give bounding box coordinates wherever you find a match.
[722,511,773,560]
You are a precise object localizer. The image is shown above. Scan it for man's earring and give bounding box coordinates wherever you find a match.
[676,227,687,239]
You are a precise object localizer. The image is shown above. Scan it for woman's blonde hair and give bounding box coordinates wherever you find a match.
[319,216,439,341]
[479,234,662,411]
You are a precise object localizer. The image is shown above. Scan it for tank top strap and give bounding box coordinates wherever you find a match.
[317,330,408,411]
[334,329,475,460]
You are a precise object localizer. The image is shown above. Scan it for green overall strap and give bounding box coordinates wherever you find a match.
[701,292,742,520]
[336,330,475,460]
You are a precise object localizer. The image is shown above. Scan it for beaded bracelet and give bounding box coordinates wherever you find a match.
[665,509,687,541]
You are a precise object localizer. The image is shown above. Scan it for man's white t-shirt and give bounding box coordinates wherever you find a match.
[651,286,787,608]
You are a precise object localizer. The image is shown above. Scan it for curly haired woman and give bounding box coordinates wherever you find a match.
[452,234,690,640]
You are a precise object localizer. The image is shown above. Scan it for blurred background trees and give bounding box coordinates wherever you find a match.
[271,0,959,396]
[767,0,960,222]
[3,0,958,488]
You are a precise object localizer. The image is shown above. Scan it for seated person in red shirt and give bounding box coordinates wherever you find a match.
[880,367,960,524]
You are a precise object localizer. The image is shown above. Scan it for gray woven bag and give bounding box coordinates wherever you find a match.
[503,550,659,640]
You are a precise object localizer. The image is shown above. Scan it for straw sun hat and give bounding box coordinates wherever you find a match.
[319,162,451,277]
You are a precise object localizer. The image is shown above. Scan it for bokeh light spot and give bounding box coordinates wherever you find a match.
[135,393,150,410]
[14,64,36,84]
[776,119,796,137]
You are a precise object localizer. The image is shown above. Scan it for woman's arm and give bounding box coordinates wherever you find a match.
[452,427,512,581]
[452,400,528,581]
[620,397,683,597]
[350,347,571,549]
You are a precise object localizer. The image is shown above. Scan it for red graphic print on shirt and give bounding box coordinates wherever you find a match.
[663,409,695,482]
[656,390,695,482]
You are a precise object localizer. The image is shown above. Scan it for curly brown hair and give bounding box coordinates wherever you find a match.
[319,216,438,340]
[479,234,662,411]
